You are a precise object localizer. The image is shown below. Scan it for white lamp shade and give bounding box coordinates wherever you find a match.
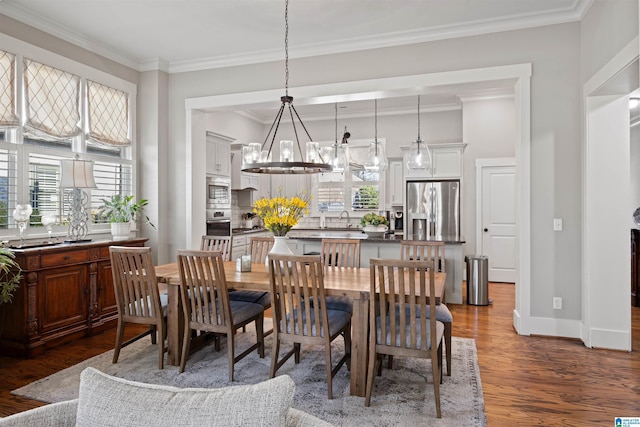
[60,159,97,189]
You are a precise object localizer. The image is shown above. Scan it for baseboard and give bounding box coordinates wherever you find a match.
[588,328,631,351]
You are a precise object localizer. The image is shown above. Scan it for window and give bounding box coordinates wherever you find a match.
[314,140,385,216]
[0,46,136,237]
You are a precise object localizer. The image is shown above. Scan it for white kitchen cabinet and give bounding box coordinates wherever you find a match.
[206,132,232,177]
[271,174,309,198]
[388,159,404,207]
[403,142,466,180]
[231,146,260,191]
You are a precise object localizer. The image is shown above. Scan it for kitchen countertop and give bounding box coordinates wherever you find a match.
[287,229,465,244]
[231,227,269,235]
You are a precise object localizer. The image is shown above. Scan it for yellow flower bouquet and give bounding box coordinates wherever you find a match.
[253,192,310,236]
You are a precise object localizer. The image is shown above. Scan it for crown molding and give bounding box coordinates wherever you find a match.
[1,0,594,73]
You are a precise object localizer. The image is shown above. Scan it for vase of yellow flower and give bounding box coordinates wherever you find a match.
[253,192,309,266]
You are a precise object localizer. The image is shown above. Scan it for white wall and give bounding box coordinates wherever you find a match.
[461,97,517,257]
[631,124,640,222]
[169,23,582,324]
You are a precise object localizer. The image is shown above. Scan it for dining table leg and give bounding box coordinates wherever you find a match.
[350,295,369,397]
[166,283,183,366]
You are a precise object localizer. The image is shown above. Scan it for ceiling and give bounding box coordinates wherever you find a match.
[0,0,594,120]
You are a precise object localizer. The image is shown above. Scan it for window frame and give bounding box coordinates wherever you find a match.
[0,37,137,240]
[311,138,386,218]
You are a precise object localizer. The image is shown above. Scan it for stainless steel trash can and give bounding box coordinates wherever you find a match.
[466,255,490,305]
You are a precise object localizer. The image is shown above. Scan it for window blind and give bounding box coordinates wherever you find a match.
[87,80,131,146]
[0,50,19,128]
[23,59,81,141]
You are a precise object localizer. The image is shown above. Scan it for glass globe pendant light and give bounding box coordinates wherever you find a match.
[329,103,348,173]
[405,95,431,172]
[364,99,387,171]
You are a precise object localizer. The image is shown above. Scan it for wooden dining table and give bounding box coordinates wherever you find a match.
[155,261,445,397]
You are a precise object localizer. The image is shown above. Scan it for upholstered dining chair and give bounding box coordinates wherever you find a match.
[109,246,168,370]
[176,249,265,381]
[365,258,444,418]
[318,238,361,314]
[267,253,351,399]
[203,235,272,326]
[200,235,231,260]
[249,236,274,263]
[399,240,452,376]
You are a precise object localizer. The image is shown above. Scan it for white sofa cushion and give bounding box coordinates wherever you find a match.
[75,367,295,427]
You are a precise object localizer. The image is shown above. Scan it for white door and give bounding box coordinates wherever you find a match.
[476,159,516,283]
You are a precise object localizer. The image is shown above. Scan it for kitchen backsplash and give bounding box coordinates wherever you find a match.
[231,192,360,229]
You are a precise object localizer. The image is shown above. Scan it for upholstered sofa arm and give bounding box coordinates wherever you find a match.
[0,399,77,426]
[286,408,333,427]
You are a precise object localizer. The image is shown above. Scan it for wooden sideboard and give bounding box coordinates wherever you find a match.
[0,238,147,358]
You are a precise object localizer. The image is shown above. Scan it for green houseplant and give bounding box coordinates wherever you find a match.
[98,195,155,240]
[0,247,21,305]
[360,213,389,238]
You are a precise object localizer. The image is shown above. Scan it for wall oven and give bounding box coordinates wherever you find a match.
[206,216,231,236]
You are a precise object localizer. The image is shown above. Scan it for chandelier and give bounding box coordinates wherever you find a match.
[405,95,431,171]
[241,0,331,174]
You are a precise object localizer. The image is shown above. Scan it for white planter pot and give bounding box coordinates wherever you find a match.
[111,222,132,241]
[363,224,388,238]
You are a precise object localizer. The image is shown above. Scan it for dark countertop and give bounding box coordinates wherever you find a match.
[231,227,269,236]
[287,229,465,244]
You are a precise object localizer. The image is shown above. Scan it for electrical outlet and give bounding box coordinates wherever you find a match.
[553,297,562,310]
[553,218,563,231]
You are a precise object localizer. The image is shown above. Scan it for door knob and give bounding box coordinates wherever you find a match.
[484,228,488,232]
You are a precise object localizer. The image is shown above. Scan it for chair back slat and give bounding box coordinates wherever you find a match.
[200,236,231,261]
[269,254,328,339]
[177,250,231,330]
[400,241,445,272]
[110,246,161,320]
[370,258,437,352]
[320,238,361,268]
[250,236,274,263]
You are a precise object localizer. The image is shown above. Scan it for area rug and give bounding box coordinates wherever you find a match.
[13,322,486,426]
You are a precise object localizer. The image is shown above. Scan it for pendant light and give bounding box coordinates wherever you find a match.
[405,95,431,172]
[364,99,387,171]
[328,103,348,173]
[241,0,331,174]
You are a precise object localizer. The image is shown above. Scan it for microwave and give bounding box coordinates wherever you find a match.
[206,176,231,209]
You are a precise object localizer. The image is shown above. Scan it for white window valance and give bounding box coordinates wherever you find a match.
[0,50,19,128]
[23,59,81,140]
[87,80,131,146]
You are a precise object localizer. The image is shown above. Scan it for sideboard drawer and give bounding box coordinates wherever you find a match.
[40,249,90,267]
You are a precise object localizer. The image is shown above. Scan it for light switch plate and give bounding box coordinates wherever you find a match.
[553,218,563,231]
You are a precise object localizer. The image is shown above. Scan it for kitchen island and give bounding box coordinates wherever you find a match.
[286,229,465,304]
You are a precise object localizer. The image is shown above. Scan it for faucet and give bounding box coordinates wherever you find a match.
[339,210,351,228]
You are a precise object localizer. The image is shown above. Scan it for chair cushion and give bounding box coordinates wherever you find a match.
[311,296,353,315]
[76,367,295,427]
[376,316,444,349]
[284,308,351,336]
[228,300,265,325]
[395,303,453,323]
[127,293,169,317]
[229,290,271,308]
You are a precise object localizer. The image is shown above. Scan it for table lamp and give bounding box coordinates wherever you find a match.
[60,156,97,242]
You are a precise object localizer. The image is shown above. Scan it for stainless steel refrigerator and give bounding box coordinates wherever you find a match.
[406,180,460,239]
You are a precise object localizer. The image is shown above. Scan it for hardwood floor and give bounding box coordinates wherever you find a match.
[0,283,638,425]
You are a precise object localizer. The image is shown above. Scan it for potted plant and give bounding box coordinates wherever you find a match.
[98,195,155,241]
[0,247,21,305]
[360,212,389,238]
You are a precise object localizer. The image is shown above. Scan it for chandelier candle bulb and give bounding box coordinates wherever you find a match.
[280,140,293,162]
